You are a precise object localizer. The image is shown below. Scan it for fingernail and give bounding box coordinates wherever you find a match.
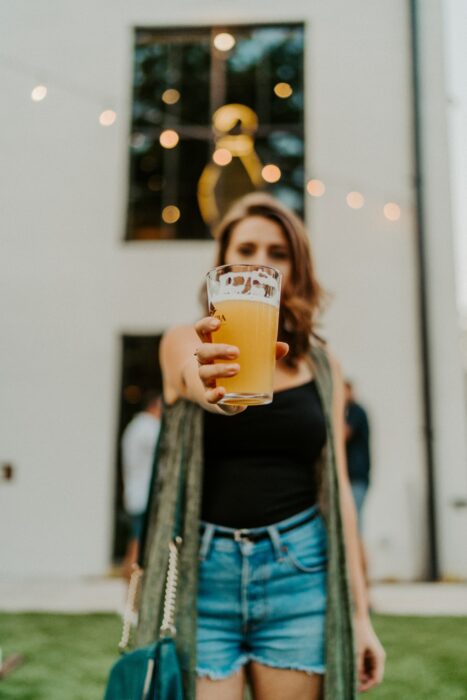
[226,346,238,356]
[227,365,239,375]
[210,318,220,327]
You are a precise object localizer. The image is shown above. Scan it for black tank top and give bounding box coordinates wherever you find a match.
[202,380,326,528]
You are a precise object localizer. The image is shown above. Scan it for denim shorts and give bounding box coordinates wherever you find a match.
[196,505,328,679]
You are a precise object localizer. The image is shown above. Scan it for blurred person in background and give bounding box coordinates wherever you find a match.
[344,380,371,531]
[345,380,371,587]
[121,391,161,579]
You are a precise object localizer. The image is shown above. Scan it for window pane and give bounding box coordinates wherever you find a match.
[126,24,304,241]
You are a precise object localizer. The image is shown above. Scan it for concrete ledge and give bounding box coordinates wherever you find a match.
[370,583,467,616]
[0,577,127,614]
[1,579,467,616]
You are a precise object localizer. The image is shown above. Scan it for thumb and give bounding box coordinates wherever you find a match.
[275,342,289,361]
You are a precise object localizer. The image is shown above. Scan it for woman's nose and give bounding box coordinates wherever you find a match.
[247,251,269,266]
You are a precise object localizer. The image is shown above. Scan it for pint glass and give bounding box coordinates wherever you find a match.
[206,264,281,406]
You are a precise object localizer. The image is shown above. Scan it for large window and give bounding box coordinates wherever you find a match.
[126,24,304,241]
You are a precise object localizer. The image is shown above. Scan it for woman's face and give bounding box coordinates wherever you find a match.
[223,216,292,289]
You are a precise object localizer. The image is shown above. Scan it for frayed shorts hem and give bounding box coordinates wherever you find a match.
[249,654,325,676]
[196,654,249,680]
[196,655,325,680]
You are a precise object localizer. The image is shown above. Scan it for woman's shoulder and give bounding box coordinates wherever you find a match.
[310,337,338,365]
[310,341,343,386]
[324,347,342,375]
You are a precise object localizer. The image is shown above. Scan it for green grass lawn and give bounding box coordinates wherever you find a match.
[0,613,466,699]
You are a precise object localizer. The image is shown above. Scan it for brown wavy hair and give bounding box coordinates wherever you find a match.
[209,192,325,368]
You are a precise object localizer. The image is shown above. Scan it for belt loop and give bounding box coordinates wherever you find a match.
[199,523,215,561]
[267,526,284,562]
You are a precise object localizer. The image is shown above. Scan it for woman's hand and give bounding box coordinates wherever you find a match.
[194,316,288,414]
[194,316,242,413]
[354,616,386,692]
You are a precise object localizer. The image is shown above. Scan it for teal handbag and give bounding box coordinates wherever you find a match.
[103,412,186,700]
[103,536,184,700]
[103,636,183,700]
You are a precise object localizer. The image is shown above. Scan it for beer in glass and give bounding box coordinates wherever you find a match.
[206,264,281,405]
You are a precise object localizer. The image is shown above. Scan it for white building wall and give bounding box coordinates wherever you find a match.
[0,0,455,581]
[444,0,467,316]
[306,3,427,580]
[418,0,467,578]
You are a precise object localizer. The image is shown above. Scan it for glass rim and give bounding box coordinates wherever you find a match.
[206,263,282,280]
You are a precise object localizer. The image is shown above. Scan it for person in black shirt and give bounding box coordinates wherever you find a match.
[160,194,385,698]
[344,380,371,532]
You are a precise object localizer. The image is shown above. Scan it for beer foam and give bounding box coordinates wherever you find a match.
[208,268,280,306]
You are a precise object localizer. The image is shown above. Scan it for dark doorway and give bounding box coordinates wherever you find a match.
[113,334,163,561]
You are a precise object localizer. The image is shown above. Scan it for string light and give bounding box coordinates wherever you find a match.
[4,55,405,224]
[212,148,232,166]
[13,59,407,219]
[162,89,180,105]
[306,179,326,197]
[383,202,401,221]
[0,54,406,228]
[274,82,293,99]
[346,191,365,209]
[262,164,281,183]
[162,205,181,223]
[159,129,179,149]
[31,85,47,102]
[213,32,236,52]
[99,110,117,126]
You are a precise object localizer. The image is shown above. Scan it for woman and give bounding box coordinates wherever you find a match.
[137,193,385,700]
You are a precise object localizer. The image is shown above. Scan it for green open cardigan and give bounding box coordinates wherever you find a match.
[136,345,356,699]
